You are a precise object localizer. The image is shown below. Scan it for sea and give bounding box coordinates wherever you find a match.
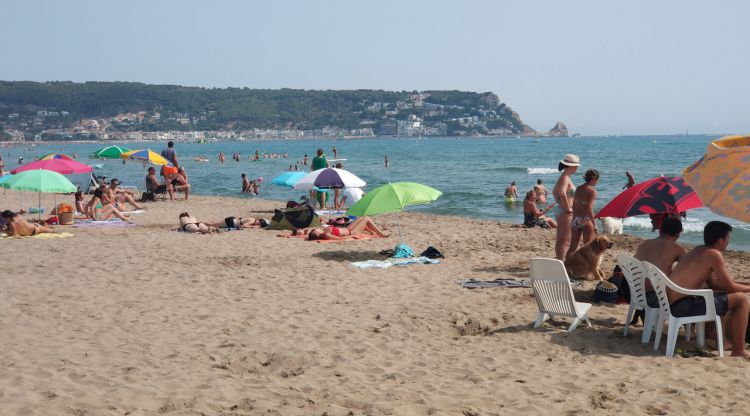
[4,134,750,251]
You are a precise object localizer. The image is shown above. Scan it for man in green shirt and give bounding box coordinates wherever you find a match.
[311,148,328,170]
[310,148,329,208]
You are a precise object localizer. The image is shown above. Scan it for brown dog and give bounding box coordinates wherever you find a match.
[564,236,614,281]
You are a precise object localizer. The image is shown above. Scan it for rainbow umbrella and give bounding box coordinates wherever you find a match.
[11,158,93,175]
[90,145,132,159]
[683,135,750,223]
[122,149,172,166]
[39,153,74,160]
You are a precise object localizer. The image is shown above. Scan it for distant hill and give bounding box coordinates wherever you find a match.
[0,81,533,135]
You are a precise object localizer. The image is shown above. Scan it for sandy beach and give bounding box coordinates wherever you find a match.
[2,192,750,415]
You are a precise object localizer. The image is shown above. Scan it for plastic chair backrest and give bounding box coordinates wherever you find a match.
[617,254,649,308]
[530,258,577,317]
[642,262,672,318]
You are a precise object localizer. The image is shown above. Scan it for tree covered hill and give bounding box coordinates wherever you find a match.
[0,81,533,135]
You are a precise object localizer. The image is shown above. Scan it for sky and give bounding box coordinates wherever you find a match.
[1,0,748,135]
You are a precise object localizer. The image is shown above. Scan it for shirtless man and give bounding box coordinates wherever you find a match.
[146,167,173,200]
[504,181,518,203]
[1,210,53,237]
[668,221,750,357]
[108,178,143,211]
[633,217,685,310]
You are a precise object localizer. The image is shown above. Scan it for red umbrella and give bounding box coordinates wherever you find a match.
[11,158,93,175]
[595,176,702,219]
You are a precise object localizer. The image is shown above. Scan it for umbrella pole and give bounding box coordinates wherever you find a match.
[397,212,405,244]
[38,191,41,220]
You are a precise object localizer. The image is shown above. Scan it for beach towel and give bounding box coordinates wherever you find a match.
[73,220,135,228]
[314,234,382,243]
[0,232,74,239]
[351,256,440,269]
[120,209,145,215]
[455,278,531,289]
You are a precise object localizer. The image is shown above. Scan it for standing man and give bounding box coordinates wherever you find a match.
[160,141,179,169]
[332,146,338,159]
[311,148,329,208]
[623,171,635,189]
[504,181,518,203]
[384,154,389,168]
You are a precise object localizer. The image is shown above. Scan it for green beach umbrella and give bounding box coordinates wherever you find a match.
[90,145,132,159]
[346,182,442,243]
[1,169,77,218]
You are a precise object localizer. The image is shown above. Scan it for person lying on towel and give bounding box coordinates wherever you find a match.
[294,216,387,241]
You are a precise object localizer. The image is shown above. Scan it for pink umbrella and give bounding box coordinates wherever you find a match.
[11,158,93,175]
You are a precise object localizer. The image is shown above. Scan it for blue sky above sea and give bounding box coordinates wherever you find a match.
[1,0,749,136]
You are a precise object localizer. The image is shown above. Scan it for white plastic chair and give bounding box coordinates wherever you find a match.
[643,261,724,357]
[617,255,659,343]
[530,258,592,332]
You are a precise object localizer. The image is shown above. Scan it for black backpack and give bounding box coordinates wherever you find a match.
[141,191,156,202]
[420,246,444,259]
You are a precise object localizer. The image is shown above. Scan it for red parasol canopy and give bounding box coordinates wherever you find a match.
[595,176,703,219]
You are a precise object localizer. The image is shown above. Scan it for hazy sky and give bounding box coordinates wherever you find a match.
[1,0,748,135]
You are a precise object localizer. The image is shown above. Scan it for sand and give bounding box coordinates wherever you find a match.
[2,192,750,415]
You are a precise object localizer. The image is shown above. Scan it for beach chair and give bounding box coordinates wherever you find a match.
[529,258,592,332]
[617,255,659,343]
[643,261,724,357]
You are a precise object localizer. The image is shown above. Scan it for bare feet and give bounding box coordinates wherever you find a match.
[731,350,750,358]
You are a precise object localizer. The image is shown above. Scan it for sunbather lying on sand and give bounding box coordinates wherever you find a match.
[219,216,269,229]
[179,212,221,234]
[301,216,387,241]
[1,210,53,237]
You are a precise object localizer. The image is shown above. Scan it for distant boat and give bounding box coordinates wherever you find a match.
[193,156,210,162]
[89,163,103,169]
[533,139,541,143]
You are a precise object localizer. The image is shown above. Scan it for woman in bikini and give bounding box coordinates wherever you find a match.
[552,154,580,260]
[568,169,600,256]
[178,212,220,234]
[306,216,387,241]
[84,189,132,222]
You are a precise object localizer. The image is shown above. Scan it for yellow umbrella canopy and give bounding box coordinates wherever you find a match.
[121,149,171,166]
[683,135,750,222]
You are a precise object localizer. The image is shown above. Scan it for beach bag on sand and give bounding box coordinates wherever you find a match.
[142,191,156,202]
[392,243,414,259]
[269,205,321,230]
[420,246,444,259]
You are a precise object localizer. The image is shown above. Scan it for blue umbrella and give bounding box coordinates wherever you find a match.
[272,171,307,187]
[0,174,13,185]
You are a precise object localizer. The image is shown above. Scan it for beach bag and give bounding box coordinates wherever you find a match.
[269,205,321,230]
[420,246,444,259]
[142,191,156,202]
[392,243,414,259]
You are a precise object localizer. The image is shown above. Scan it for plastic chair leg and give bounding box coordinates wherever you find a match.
[654,316,665,352]
[715,318,724,357]
[642,309,657,343]
[696,322,705,347]
[666,323,679,357]
[685,323,691,341]
[533,312,548,328]
[568,317,583,332]
[624,304,636,336]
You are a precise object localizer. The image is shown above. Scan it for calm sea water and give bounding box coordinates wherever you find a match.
[5,135,750,250]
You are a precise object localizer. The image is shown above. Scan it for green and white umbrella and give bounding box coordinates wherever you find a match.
[90,145,132,159]
[1,169,77,217]
[347,182,442,243]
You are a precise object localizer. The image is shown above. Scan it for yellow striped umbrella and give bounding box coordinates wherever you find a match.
[683,135,750,222]
[121,149,171,166]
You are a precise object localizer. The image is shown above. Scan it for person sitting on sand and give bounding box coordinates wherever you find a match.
[1,210,53,237]
[84,189,132,222]
[74,191,88,216]
[178,212,221,234]
[305,216,387,241]
[668,221,750,357]
[108,178,143,211]
[170,167,191,200]
[523,190,557,229]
